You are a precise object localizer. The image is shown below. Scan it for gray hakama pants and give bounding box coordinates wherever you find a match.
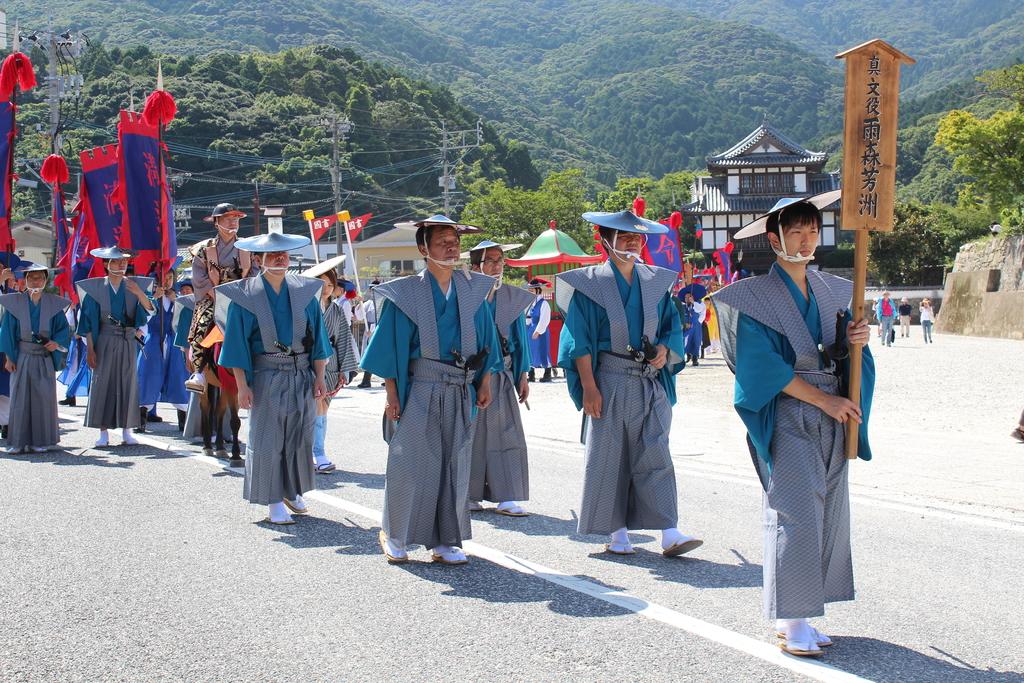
[468,357,529,503]
[753,371,854,619]
[242,353,316,505]
[85,326,141,430]
[578,353,678,535]
[8,343,60,449]
[383,358,476,549]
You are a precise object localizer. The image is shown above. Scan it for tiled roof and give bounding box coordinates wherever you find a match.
[710,153,827,167]
[707,122,828,168]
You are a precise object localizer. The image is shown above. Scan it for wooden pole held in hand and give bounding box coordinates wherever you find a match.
[835,40,914,460]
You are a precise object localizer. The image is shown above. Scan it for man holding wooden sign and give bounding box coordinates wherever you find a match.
[710,38,911,658]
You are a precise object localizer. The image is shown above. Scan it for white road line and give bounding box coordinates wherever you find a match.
[62,417,872,683]
[521,435,1024,534]
[61,407,1024,537]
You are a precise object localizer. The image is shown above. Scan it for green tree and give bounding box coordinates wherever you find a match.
[597,171,696,220]
[461,169,594,254]
[978,64,1024,108]
[869,202,991,286]
[936,108,1024,220]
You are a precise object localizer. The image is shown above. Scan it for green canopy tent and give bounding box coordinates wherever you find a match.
[506,221,604,364]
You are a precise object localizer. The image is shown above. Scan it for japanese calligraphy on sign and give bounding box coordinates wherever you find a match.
[837,40,915,232]
[835,40,914,461]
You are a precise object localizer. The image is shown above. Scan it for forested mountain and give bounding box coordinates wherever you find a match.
[661,0,1024,98]
[11,45,540,241]
[8,0,1021,192]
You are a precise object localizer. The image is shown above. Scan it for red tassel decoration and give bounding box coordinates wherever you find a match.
[40,154,70,185]
[143,89,177,127]
[345,289,358,300]
[632,195,646,217]
[0,52,37,100]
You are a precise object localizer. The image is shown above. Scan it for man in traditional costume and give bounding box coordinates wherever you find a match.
[216,231,330,525]
[58,305,91,408]
[172,279,207,438]
[77,247,155,447]
[526,278,553,382]
[681,291,704,366]
[301,256,358,474]
[185,203,252,393]
[355,281,380,388]
[557,210,703,558]
[136,267,189,433]
[465,241,534,517]
[361,215,502,565]
[0,259,22,439]
[0,263,72,453]
[710,191,873,657]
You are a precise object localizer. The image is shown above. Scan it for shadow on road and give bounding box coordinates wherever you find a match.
[257,515,381,556]
[827,637,1023,682]
[1,448,135,469]
[398,555,633,619]
[589,547,762,588]
[478,508,655,545]
[315,468,385,491]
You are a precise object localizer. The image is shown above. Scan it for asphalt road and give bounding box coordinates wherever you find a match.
[1,328,1022,682]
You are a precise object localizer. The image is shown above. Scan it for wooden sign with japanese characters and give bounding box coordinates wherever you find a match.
[837,40,914,232]
[835,39,914,460]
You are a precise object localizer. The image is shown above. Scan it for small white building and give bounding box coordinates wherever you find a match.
[10,219,55,266]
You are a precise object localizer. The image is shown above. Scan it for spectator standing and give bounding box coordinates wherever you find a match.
[875,291,897,347]
[898,297,912,338]
[919,298,935,344]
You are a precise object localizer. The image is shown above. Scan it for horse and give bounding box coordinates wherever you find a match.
[196,327,242,466]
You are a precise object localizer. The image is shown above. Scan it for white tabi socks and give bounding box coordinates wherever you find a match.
[122,428,139,446]
[283,495,308,514]
[267,502,293,525]
[661,527,703,557]
[94,430,110,447]
[606,527,634,554]
[776,618,831,653]
[431,545,468,564]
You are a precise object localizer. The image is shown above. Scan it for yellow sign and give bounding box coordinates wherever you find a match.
[836,40,915,232]
[337,210,351,222]
[302,209,315,221]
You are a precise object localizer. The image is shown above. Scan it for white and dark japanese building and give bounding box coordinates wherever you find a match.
[685,122,841,273]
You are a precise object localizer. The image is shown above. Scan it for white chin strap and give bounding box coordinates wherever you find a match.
[772,234,816,264]
[261,266,288,274]
[219,227,238,235]
[28,287,44,294]
[425,255,462,269]
[109,269,126,276]
[602,231,645,263]
[492,274,503,291]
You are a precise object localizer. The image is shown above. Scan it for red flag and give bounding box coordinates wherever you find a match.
[311,212,372,242]
[346,213,372,240]
[116,110,176,277]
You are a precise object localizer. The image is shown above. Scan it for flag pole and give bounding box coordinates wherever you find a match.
[303,210,320,263]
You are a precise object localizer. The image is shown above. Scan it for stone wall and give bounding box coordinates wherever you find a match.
[951,235,1024,292]
[937,236,1024,339]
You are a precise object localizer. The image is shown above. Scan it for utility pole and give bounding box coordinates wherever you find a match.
[322,110,352,266]
[441,122,450,214]
[252,180,261,235]
[22,23,86,155]
[438,119,482,216]
[20,22,85,267]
